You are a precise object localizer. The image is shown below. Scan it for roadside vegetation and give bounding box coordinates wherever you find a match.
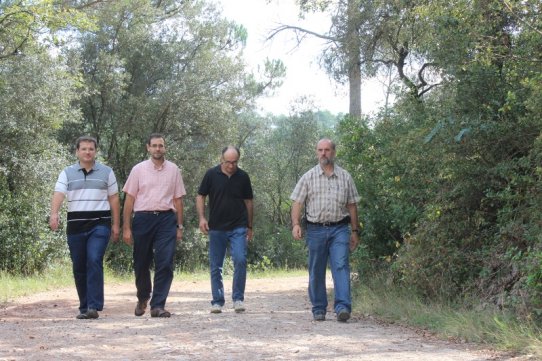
[355,277,542,359]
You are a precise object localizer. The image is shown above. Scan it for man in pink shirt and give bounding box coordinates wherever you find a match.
[122,133,186,318]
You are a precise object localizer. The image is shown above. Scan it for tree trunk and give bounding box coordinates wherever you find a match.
[346,0,362,119]
[348,57,362,118]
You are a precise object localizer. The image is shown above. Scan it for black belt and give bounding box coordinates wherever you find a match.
[135,210,173,215]
[306,217,350,227]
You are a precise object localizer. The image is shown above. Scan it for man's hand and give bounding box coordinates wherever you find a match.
[122,227,133,246]
[177,228,183,242]
[111,224,120,242]
[198,219,209,235]
[349,233,359,252]
[49,213,60,231]
[292,224,303,240]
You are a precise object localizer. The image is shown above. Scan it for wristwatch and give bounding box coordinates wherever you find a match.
[351,229,360,235]
[177,224,184,230]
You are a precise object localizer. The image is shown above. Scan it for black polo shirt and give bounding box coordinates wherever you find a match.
[198,165,253,231]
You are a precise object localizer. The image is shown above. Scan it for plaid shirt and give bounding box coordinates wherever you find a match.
[290,164,360,223]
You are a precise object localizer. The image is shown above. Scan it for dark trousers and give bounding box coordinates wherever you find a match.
[67,225,111,312]
[131,211,177,309]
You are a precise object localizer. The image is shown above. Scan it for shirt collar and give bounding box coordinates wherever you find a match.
[317,164,336,177]
[148,159,167,171]
[77,161,98,172]
[214,164,238,176]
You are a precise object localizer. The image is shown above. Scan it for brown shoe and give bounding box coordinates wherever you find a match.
[150,308,171,318]
[134,299,149,317]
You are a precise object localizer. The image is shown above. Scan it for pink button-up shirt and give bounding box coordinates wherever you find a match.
[123,159,186,212]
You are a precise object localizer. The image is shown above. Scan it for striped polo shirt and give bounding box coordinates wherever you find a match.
[54,162,118,234]
[290,164,360,223]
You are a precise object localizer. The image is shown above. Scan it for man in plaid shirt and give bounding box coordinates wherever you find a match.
[290,138,360,322]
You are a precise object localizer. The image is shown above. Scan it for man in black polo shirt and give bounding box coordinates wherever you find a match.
[196,146,254,314]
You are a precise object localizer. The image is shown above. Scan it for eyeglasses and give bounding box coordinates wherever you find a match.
[223,160,238,165]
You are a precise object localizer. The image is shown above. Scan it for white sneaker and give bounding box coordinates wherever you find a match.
[210,304,222,314]
[233,300,245,313]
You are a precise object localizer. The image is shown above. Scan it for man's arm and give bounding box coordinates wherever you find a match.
[122,194,135,245]
[347,203,360,251]
[174,196,184,241]
[291,201,303,240]
[244,199,253,241]
[108,193,120,242]
[196,194,209,235]
[49,192,65,231]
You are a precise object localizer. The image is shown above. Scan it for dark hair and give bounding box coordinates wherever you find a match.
[76,136,97,149]
[147,133,165,145]
[221,145,241,158]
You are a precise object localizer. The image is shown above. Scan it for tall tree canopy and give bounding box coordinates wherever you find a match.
[60,0,284,181]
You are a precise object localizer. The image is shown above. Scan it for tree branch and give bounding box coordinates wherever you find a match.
[503,0,542,36]
[267,25,337,43]
[73,0,111,10]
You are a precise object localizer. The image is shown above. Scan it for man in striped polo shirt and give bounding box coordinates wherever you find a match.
[290,138,360,323]
[50,136,120,320]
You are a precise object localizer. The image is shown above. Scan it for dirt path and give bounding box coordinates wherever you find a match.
[0,275,528,360]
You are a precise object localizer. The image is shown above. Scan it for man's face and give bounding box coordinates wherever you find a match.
[316,140,335,166]
[147,137,166,160]
[76,141,97,163]
[221,149,239,176]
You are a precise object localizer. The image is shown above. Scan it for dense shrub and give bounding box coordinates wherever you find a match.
[0,148,69,274]
[248,223,307,270]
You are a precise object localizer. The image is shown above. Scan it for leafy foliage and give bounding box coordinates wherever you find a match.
[0,52,79,273]
[330,0,542,321]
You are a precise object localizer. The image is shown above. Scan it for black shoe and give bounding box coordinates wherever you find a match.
[76,308,99,319]
[336,309,350,322]
[313,312,326,321]
[135,298,149,316]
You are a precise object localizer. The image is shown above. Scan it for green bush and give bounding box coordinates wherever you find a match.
[248,224,307,270]
[175,228,209,272]
[104,241,133,274]
[0,148,69,274]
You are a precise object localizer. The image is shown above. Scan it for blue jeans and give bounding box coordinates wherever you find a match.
[132,211,177,310]
[208,227,247,306]
[67,225,111,312]
[306,223,351,315]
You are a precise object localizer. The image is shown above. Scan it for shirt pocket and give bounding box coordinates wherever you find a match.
[333,181,348,206]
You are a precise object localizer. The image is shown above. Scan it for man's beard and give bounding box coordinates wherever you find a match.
[320,157,335,166]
